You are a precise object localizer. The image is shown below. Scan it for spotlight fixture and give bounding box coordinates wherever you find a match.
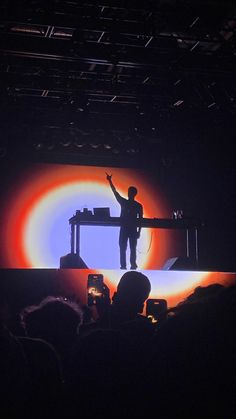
[90,143,100,149]
[33,142,44,151]
[60,140,72,147]
[127,148,139,154]
[74,140,85,148]
[44,140,55,151]
[173,99,184,107]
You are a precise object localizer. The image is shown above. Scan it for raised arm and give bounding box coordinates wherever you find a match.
[106,173,123,203]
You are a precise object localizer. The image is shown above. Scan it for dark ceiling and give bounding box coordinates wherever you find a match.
[0,0,236,166]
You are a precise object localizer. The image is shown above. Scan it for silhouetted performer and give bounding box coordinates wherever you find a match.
[106,173,143,269]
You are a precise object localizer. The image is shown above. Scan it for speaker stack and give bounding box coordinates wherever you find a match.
[60,253,88,269]
[162,257,197,270]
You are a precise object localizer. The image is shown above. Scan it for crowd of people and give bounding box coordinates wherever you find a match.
[1,271,235,418]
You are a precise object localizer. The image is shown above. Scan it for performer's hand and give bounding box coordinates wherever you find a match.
[105,172,112,181]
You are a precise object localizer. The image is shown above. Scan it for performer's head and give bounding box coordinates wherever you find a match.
[128,186,137,200]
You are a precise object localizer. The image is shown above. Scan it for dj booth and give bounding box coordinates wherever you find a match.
[61,208,204,269]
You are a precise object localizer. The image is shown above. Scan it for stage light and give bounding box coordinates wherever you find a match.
[1,163,171,269]
[60,139,72,147]
[127,148,139,154]
[173,99,184,107]
[45,140,55,151]
[74,140,85,148]
[207,102,216,109]
[33,142,44,151]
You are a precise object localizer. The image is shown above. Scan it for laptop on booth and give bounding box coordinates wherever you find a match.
[93,207,110,218]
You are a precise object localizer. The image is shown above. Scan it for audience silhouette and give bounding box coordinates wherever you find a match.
[20,296,83,386]
[81,271,154,344]
[1,272,235,419]
[145,284,236,418]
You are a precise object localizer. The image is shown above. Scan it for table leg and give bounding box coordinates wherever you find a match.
[71,224,75,254]
[75,223,80,256]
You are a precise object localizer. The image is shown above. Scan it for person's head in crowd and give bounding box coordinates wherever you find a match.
[21,296,83,347]
[112,271,151,314]
[183,283,225,304]
[166,283,226,318]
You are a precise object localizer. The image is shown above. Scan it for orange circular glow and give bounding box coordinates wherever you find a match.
[0,163,173,268]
